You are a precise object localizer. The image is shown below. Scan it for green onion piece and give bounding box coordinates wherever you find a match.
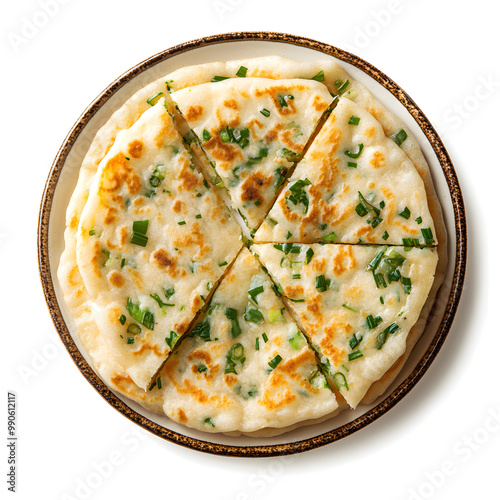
[268,307,285,323]
[239,138,249,149]
[371,217,383,228]
[387,269,401,283]
[132,220,149,235]
[236,66,248,77]
[347,161,357,168]
[392,129,408,146]
[255,338,260,350]
[285,231,292,239]
[163,287,175,301]
[212,75,229,82]
[292,273,301,280]
[248,285,264,303]
[332,372,349,390]
[268,354,283,370]
[402,276,412,294]
[421,227,435,245]
[348,115,360,125]
[345,143,364,159]
[197,364,207,373]
[147,92,163,106]
[244,304,264,323]
[322,232,338,242]
[382,231,389,240]
[368,248,386,270]
[288,331,303,350]
[165,331,179,348]
[177,220,186,226]
[126,298,154,330]
[336,79,350,95]
[127,337,135,344]
[202,129,211,141]
[149,164,166,187]
[343,304,359,313]
[375,322,400,349]
[150,293,174,308]
[315,275,330,292]
[355,203,368,217]
[287,297,305,303]
[229,343,245,361]
[348,333,363,350]
[357,191,381,217]
[192,318,211,342]
[218,261,228,267]
[271,283,283,297]
[348,350,363,361]
[373,271,387,289]
[119,314,126,325]
[305,247,314,265]
[225,308,241,338]
[311,70,325,82]
[380,200,386,209]
[203,417,216,427]
[416,216,423,224]
[219,128,230,143]
[260,108,271,117]
[277,94,294,107]
[398,207,411,219]
[127,323,141,335]
[365,314,383,330]
[262,333,269,343]
[273,167,287,192]
[287,178,312,214]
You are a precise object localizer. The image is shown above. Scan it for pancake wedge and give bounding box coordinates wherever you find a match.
[158,248,338,434]
[76,100,243,390]
[172,78,333,230]
[255,97,437,246]
[253,243,438,409]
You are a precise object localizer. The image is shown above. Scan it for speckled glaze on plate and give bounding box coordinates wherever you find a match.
[38,31,466,457]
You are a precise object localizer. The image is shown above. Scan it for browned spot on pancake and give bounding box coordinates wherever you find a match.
[177,408,188,423]
[203,135,243,164]
[108,271,125,288]
[258,372,296,410]
[126,268,144,289]
[132,340,168,357]
[313,94,329,112]
[174,320,190,336]
[311,257,326,273]
[67,265,82,287]
[264,122,284,143]
[278,350,319,393]
[69,215,79,230]
[239,90,249,98]
[128,140,143,159]
[99,153,142,195]
[173,378,232,407]
[370,150,385,169]
[110,374,146,401]
[191,295,203,314]
[185,105,203,122]
[223,98,238,110]
[151,248,186,278]
[394,220,419,234]
[172,199,185,213]
[247,118,263,131]
[178,158,201,191]
[119,226,128,246]
[353,225,376,243]
[223,374,238,387]
[368,182,376,189]
[172,221,210,260]
[344,286,362,301]
[241,172,272,204]
[284,283,304,299]
[365,126,376,138]
[254,85,304,116]
[332,245,356,274]
[306,294,322,318]
[103,206,117,225]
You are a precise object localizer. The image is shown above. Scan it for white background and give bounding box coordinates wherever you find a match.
[2,0,499,498]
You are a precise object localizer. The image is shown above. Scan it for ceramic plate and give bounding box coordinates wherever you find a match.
[38,32,466,457]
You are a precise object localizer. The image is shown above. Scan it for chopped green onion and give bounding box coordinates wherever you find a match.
[365,314,383,330]
[288,331,303,350]
[292,273,301,280]
[127,337,135,344]
[262,333,269,343]
[126,298,154,330]
[255,337,260,350]
[347,161,357,168]
[212,75,229,82]
[149,164,166,187]
[147,92,163,106]
[177,220,186,226]
[322,232,338,242]
[373,271,387,289]
[392,129,408,146]
[150,293,174,308]
[268,354,283,370]
[305,247,314,265]
[348,115,360,125]
[225,308,241,338]
[132,220,149,235]
[203,417,216,427]
[355,203,368,217]
[421,227,435,245]
[273,167,287,192]
[165,331,179,348]
[260,108,271,117]
[218,261,228,267]
[268,307,285,323]
[348,350,363,361]
[375,322,400,349]
[311,70,325,82]
[285,231,292,239]
[287,178,312,214]
[315,275,330,292]
[332,372,349,390]
[348,333,363,350]
[277,94,294,107]
[402,276,412,294]
[368,248,386,270]
[127,323,141,335]
[345,143,364,159]
[343,304,358,313]
[382,231,389,240]
[244,304,264,323]
[248,285,264,303]
[416,216,423,224]
[192,318,211,342]
[202,129,211,141]
[236,66,248,78]
[119,314,126,325]
[399,207,411,219]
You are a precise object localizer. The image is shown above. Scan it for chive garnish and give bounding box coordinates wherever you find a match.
[202,129,211,141]
[277,94,294,107]
[255,338,260,350]
[165,331,179,348]
[332,372,349,391]
[399,207,411,219]
[260,108,271,117]
[203,417,216,427]
[311,70,325,82]
[375,322,400,349]
[236,66,248,77]
[248,285,264,303]
[348,350,363,361]
[147,92,163,106]
[126,298,154,330]
[131,220,149,247]
[421,227,435,245]
[322,232,338,242]
[348,333,363,350]
[365,314,383,330]
[345,143,364,159]
[212,75,229,82]
[315,275,330,292]
[402,276,412,294]
[392,129,408,146]
[305,247,314,265]
[348,115,360,125]
[286,231,292,239]
[347,161,357,168]
[119,314,126,325]
[192,318,211,342]
[268,354,282,370]
[177,220,186,225]
[262,333,268,343]
[127,323,141,335]
[416,216,423,224]
[382,231,389,241]
[225,308,241,338]
[218,261,228,267]
[244,304,264,323]
[127,337,135,344]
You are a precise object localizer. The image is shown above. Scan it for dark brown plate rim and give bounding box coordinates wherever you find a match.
[37,31,467,458]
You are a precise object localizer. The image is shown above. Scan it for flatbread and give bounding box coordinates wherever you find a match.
[158,248,338,433]
[254,96,437,246]
[172,78,332,230]
[253,243,438,409]
[75,100,242,390]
